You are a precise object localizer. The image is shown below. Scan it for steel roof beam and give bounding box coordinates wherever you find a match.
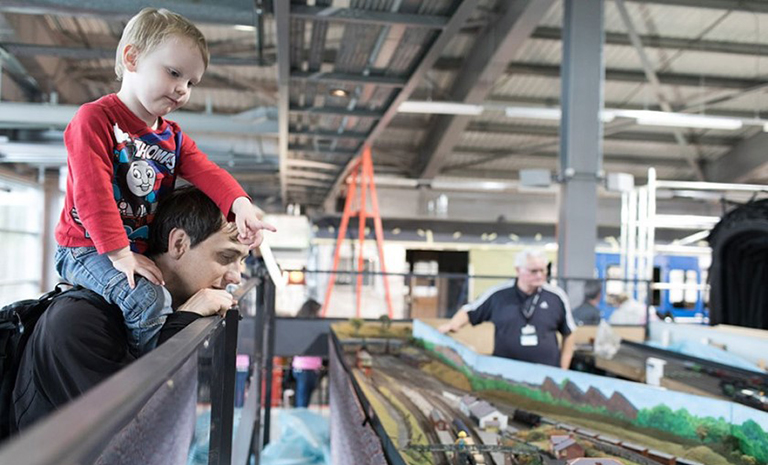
[289,105,383,119]
[291,5,448,29]
[288,144,357,157]
[0,102,279,135]
[704,133,768,183]
[431,60,767,90]
[291,71,406,88]
[532,26,768,57]
[274,0,289,205]
[0,0,254,25]
[502,63,761,90]
[444,146,691,170]
[627,0,768,13]
[463,121,736,146]
[290,128,368,140]
[1,43,265,66]
[416,0,557,179]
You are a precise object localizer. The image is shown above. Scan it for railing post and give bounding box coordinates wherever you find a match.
[261,273,277,447]
[250,266,268,465]
[208,309,239,465]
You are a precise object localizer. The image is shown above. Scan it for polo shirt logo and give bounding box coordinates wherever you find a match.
[540,301,549,309]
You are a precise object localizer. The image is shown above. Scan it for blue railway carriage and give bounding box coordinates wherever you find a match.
[595,251,707,322]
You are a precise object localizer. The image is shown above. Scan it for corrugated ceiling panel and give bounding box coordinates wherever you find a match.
[490,75,561,100]
[514,39,561,64]
[662,51,768,79]
[687,11,768,44]
[604,2,731,39]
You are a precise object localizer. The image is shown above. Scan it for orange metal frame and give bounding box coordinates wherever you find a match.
[320,147,394,318]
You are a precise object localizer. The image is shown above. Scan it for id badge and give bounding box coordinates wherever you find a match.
[520,324,538,347]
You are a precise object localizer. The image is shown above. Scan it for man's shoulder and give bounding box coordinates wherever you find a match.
[40,292,123,343]
[540,283,570,307]
[480,279,518,302]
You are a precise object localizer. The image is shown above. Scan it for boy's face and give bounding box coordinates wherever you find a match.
[124,34,205,122]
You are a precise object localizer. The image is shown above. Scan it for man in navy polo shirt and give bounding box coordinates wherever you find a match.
[438,248,576,369]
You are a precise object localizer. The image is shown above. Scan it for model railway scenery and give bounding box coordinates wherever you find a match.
[333,321,767,465]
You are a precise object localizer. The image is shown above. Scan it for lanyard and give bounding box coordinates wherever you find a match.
[521,289,542,321]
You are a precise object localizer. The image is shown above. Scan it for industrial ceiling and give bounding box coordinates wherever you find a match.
[0,0,767,214]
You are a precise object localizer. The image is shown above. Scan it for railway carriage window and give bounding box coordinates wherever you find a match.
[604,265,624,306]
[685,270,698,305]
[669,269,685,304]
[701,269,710,306]
[652,266,661,306]
[668,269,696,309]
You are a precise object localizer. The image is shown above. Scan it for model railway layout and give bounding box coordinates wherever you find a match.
[340,334,721,465]
[580,340,768,411]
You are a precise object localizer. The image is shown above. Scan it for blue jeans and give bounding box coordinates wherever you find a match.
[293,369,319,408]
[55,245,171,356]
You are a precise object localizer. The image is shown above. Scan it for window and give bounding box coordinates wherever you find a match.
[0,177,44,306]
[335,257,375,286]
[668,269,696,309]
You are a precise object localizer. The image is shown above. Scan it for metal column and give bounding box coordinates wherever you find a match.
[556,0,604,306]
[41,168,60,291]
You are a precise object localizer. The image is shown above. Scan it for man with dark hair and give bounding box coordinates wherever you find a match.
[11,186,253,432]
[572,279,603,326]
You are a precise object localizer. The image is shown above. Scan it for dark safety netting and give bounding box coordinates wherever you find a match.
[707,198,768,329]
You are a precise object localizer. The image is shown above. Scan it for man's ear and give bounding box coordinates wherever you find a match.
[122,44,140,73]
[167,228,191,259]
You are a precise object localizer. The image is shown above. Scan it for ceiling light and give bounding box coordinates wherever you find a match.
[398,101,483,115]
[616,110,743,131]
[504,107,561,120]
[329,88,350,98]
[233,25,256,32]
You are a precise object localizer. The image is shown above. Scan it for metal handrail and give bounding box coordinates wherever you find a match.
[282,268,656,285]
[0,315,223,465]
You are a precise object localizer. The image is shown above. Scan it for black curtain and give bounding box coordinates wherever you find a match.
[708,199,768,329]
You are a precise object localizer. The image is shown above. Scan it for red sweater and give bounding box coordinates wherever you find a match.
[55,94,247,254]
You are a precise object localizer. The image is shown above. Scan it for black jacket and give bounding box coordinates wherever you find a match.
[11,295,200,432]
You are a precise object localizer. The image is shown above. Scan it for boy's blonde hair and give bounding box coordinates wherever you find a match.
[115,8,209,81]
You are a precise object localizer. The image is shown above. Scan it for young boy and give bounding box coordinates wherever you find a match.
[54,8,275,356]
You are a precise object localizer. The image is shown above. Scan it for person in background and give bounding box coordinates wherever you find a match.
[292,298,324,408]
[572,279,603,326]
[438,248,576,369]
[608,293,650,325]
[54,7,275,357]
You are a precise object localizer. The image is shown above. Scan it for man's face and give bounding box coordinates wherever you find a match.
[174,222,249,303]
[517,256,548,290]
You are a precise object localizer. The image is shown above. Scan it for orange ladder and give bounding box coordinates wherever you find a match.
[320,146,393,318]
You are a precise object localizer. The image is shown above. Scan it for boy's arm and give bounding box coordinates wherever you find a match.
[64,105,130,253]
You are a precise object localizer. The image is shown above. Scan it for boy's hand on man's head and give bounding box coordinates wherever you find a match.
[107,247,165,288]
[231,197,276,249]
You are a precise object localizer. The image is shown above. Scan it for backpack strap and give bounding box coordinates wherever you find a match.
[53,286,111,310]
